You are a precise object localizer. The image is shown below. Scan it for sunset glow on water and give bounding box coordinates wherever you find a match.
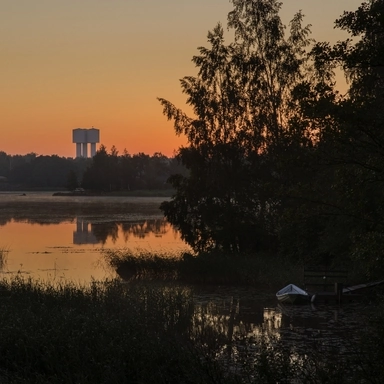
[0,219,188,284]
[0,194,190,283]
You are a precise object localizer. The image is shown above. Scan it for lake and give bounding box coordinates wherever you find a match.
[0,192,190,283]
[0,191,371,370]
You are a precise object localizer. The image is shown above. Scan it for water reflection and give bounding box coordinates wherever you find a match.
[193,293,278,346]
[73,217,174,245]
[0,215,188,283]
[191,288,365,370]
[0,193,367,367]
[74,219,98,244]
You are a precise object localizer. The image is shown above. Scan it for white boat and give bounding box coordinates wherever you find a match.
[276,284,311,304]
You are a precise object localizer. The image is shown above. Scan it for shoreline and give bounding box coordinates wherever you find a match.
[0,189,174,198]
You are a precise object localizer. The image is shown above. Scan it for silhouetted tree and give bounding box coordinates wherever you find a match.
[82,145,114,191]
[276,0,384,272]
[0,151,10,178]
[66,170,79,191]
[320,0,384,276]
[80,146,178,192]
[158,0,313,253]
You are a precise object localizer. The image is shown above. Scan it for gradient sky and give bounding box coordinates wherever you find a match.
[1,0,363,158]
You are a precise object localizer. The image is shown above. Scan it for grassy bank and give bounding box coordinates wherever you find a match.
[0,276,383,383]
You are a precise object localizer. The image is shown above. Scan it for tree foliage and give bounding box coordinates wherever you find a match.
[81,146,182,192]
[0,149,183,193]
[159,0,314,254]
[159,0,384,279]
[324,0,384,276]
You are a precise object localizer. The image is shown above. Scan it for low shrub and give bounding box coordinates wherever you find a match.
[104,248,302,289]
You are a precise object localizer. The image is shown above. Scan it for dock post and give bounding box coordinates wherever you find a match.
[335,282,343,304]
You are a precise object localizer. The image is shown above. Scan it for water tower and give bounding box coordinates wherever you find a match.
[72,128,100,158]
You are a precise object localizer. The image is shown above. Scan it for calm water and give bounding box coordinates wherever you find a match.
[0,192,371,367]
[0,192,190,283]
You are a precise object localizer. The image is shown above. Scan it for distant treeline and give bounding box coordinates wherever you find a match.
[0,145,187,191]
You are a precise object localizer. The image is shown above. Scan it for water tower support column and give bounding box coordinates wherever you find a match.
[90,143,96,157]
[76,143,82,158]
[82,143,88,158]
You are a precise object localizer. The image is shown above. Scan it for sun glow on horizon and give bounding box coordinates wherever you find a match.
[1,0,362,158]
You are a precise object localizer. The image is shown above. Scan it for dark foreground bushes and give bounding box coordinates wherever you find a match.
[103,249,302,289]
[0,277,383,383]
[0,278,231,384]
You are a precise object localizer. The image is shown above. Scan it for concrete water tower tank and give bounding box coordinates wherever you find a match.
[72,128,100,158]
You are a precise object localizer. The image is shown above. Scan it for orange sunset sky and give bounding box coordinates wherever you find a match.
[2,0,363,158]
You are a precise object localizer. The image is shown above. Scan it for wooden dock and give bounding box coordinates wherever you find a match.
[342,280,384,294]
[304,266,348,292]
[310,291,361,304]
[310,280,384,304]
[304,266,384,304]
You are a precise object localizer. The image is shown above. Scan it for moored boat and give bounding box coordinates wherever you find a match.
[276,284,311,304]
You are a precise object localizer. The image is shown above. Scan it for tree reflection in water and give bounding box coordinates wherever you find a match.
[0,214,172,244]
[80,218,172,245]
[0,196,186,282]
[1,214,174,247]
[91,222,120,244]
[189,289,366,374]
